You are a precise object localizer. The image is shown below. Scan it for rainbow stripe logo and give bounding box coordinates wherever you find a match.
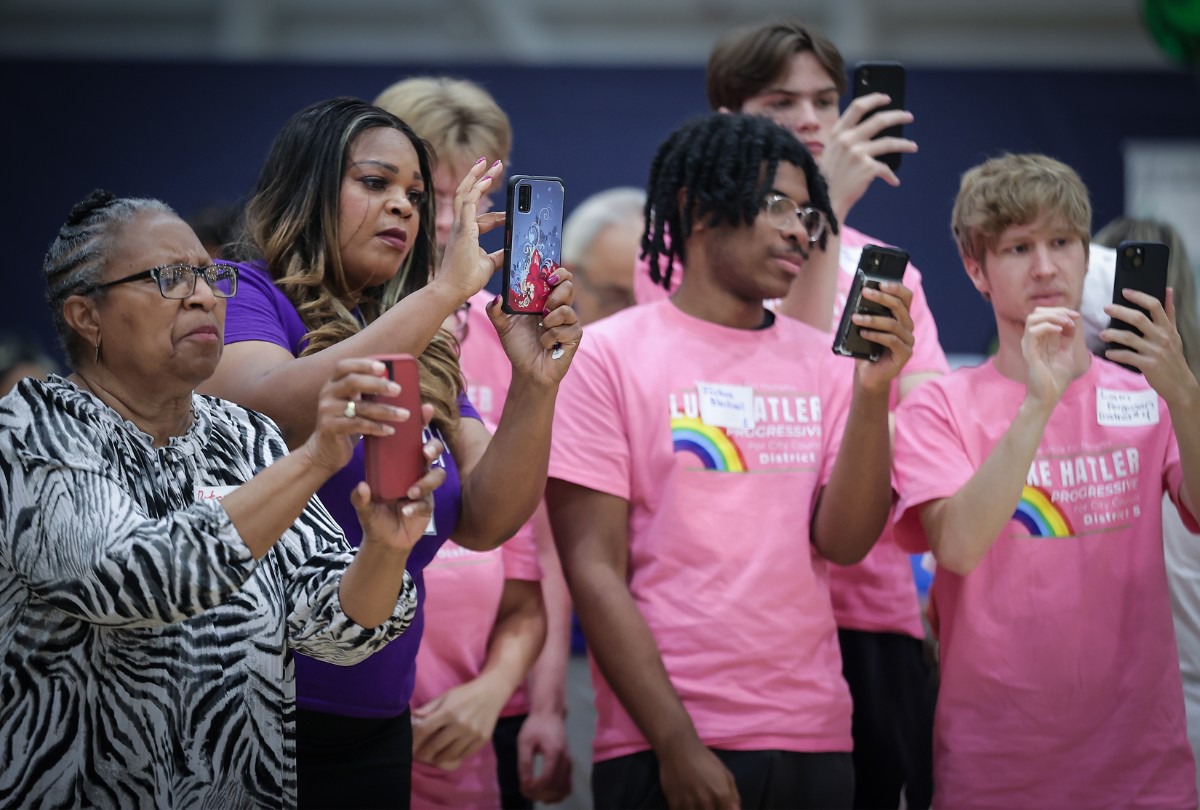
[671,417,747,472]
[1012,485,1074,537]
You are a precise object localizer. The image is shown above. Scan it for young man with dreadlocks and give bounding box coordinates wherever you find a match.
[545,112,915,809]
[628,21,949,808]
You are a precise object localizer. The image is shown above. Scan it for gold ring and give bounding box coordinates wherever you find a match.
[343,400,357,419]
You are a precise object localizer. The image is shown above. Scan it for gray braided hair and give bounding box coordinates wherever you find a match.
[43,189,175,365]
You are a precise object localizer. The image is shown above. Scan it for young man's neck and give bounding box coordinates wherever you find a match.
[671,270,771,330]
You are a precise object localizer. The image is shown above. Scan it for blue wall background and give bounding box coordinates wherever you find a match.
[3,58,1198,361]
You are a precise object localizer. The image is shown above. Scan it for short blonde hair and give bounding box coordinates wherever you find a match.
[374,77,512,171]
[952,153,1092,264]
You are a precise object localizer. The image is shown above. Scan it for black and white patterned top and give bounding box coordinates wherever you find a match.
[0,376,417,809]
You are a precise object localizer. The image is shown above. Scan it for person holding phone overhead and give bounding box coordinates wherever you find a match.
[892,154,1200,809]
[546,111,915,809]
[374,75,575,809]
[203,97,582,810]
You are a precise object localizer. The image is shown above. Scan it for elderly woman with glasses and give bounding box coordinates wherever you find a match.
[0,189,446,808]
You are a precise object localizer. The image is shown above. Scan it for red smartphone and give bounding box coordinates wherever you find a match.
[363,354,425,501]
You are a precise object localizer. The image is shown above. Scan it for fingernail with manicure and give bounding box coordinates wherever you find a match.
[547,274,560,285]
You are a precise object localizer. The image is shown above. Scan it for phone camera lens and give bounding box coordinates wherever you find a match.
[518,184,532,214]
[860,70,870,84]
[1133,256,1143,268]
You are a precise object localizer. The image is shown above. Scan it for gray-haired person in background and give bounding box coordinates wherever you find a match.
[562,187,646,325]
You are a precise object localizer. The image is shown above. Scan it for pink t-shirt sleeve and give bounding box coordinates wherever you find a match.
[901,264,950,378]
[547,338,630,500]
[892,381,975,553]
[1164,419,1200,532]
[500,522,542,581]
[817,353,855,488]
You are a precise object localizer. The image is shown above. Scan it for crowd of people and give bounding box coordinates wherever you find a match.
[1,13,1198,810]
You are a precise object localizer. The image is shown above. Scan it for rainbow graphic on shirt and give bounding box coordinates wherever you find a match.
[671,416,747,472]
[1012,485,1075,537]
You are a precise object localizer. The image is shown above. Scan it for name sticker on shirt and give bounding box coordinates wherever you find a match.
[1096,387,1159,427]
[195,485,238,501]
[696,382,756,430]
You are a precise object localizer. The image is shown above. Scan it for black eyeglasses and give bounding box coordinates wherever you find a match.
[763,193,828,244]
[80,263,239,299]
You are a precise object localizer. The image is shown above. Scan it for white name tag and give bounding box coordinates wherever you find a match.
[1097,387,1159,427]
[696,382,756,430]
[195,485,238,501]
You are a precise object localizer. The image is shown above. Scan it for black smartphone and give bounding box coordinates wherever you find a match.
[502,175,566,315]
[363,354,425,501]
[1106,240,1169,373]
[851,61,906,172]
[832,244,910,361]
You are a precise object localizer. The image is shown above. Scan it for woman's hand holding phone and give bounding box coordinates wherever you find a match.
[486,275,583,387]
[303,357,417,477]
[354,412,445,557]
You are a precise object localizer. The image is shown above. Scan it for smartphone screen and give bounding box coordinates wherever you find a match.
[832,244,909,361]
[503,176,566,314]
[1106,240,1169,373]
[851,61,906,172]
[363,354,425,501]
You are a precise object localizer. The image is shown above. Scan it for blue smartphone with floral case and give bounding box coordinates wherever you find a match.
[502,176,565,314]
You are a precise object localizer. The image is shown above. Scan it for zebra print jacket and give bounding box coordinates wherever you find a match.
[0,376,418,809]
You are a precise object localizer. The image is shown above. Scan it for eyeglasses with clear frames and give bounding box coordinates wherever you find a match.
[763,194,827,244]
[80,263,239,299]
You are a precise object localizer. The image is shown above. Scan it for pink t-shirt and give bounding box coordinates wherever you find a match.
[455,288,536,718]
[548,299,855,762]
[893,357,1199,809]
[460,289,511,426]
[634,225,948,638]
[410,529,541,810]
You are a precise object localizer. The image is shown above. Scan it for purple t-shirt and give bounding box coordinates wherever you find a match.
[224,260,479,717]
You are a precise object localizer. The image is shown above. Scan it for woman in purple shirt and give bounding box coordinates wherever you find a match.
[203,97,581,810]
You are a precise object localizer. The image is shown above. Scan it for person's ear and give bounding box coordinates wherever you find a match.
[963,255,991,300]
[62,294,102,353]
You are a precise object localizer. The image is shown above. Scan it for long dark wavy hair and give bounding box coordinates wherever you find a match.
[235,97,463,437]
